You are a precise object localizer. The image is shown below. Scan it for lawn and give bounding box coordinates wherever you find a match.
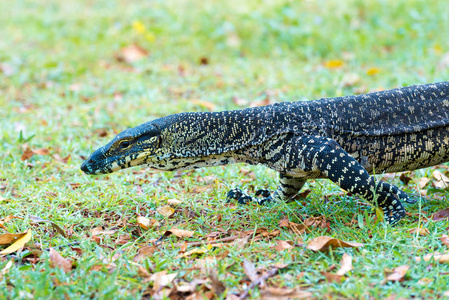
[1,0,449,298]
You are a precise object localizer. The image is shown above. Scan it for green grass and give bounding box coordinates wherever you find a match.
[1,0,449,298]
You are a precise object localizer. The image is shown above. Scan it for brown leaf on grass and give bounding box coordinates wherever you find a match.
[137,216,159,230]
[137,265,151,278]
[441,235,449,248]
[234,236,250,250]
[115,234,131,245]
[165,228,194,238]
[150,271,177,291]
[157,205,175,217]
[192,99,216,111]
[322,272,343,283]
[399,173,412,185]
[53,154,71,164]
[432,208,449,221]
[29,215,66,238]
[279,216,327,235]
[304,216,328,228]
[415,252,449,263]
[243,258,259,282]
[407,227,430,236]
[336,253,353,276]
[199,57,209,65]
[0,230,32,255]
[432,170,449,189]
[133,245,157,262]
[306,236,363,251]
[209,269,226,296]
[275,240,294,252]
[167,199,182,206]
[0,232,28,245]
[279,220,308,235]
[49,248,72,273]
[386,265,409,282]
[418,177,431,189]
[32,148,50,155]
[115,44,148,63]
[68,183,81,190]
[21,148,34,161]
[260,287,312,300]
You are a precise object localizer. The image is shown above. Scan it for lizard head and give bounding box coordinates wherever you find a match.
[80,122,163,175]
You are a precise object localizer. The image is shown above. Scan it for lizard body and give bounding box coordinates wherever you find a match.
[81,81,449,225]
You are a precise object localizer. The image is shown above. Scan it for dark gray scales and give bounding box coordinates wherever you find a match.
[81,81,449,225]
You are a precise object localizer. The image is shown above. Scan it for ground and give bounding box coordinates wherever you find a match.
[1,0,449,299]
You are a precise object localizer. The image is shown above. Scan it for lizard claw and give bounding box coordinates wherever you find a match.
[226,188,273,205]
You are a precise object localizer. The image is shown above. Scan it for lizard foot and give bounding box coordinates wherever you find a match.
[376,182,407,226]
[226,188,273,205]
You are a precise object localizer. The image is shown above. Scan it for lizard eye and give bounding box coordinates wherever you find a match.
[119,140,131,150]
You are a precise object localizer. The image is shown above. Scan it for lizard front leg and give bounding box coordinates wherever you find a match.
[306,136,411,225]
[226,174,306,205]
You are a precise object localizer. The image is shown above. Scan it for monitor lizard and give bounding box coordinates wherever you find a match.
[81,81,449,225]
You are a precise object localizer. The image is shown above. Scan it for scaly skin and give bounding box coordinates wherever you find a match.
[81,81,449,225]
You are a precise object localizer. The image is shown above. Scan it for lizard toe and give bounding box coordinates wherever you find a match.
[226,188,244,203]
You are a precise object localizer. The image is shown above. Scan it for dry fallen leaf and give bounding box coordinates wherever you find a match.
[157,205,175,217]
[21,148,34,161]
[432,208,449,221]
[441,235,449,248]
[137,265,151,278]
[260,287,312,300]
[407,227,430,236]
[208,269,226,296]
[306,236,363,251]
[275,240,294,252]
[115,44,149,63]
[167,199,182,206]
[336,253,353,276]
[133,245,156,262]
[418,177,431,189]
[49,248,72,273]
[165,228,194,238]
[137,216,159,230]
[32,148,50,155]
[191,99,216,111]
[0,230,32,255]
[415,252,449,263]
[53,153,71,164]
[386,265,409,282]
[322,272,343,283]
[150,271,177,291]
[0,232,28,246]
[432,170,449,189]
[29,215,66,238]
[243,258,259,283]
